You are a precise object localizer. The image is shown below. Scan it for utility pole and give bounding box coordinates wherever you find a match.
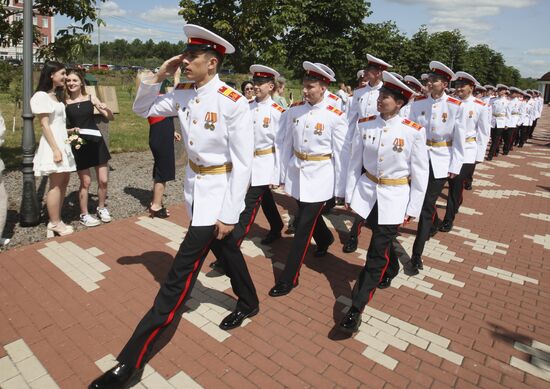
[97,7,101,68]
[20,0,40,226]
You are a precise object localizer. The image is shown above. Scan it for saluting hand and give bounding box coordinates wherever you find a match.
[214,220,235,240]
[154,55,185,83]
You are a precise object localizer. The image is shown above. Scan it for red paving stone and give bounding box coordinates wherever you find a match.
[1,111,549,388]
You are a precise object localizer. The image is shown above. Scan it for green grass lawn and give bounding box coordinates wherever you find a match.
[1,72,305,170]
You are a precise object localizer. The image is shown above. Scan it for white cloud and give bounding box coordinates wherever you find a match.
[139,6,183,26]
[387,0,537,39]
[525,48,550,56]
[100,1,126,17]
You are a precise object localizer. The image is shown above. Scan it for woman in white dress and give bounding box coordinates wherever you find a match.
[30,61,77,237]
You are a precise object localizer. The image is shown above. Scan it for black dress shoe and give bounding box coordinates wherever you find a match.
[315,235,334,257]
[268,281,296,297]
[261,231,281,245]
[439,220,453,232]
[378,276,392,289]
[89,363,143,389]
[464,182,473,190]
[219,307,259,330]
[339,307,361,333]
[342,236,358,253]
[410,254,423,271]
[209,260,226,274]
[285,225,296,235]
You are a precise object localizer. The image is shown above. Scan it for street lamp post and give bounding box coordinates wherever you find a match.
[20,0,40,226]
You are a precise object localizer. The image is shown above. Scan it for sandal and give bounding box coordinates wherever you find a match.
[149,206,170,218]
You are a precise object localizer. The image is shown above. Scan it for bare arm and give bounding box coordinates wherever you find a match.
[91,96,114,121]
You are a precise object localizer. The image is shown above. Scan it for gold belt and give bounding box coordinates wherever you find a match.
[254,146,275,156]
[294,150,332,161]
[426,140,452,147]
[465,136,476,143]
[365,170,410,186]
[188,160,232,175]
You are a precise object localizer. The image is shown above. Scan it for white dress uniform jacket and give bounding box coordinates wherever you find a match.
[506,97,521,127]
[345,115,429,225]
[482,96,492,125]
[536,96,543,119]
[336,89,349,112]
[133,75,253,226]
[460,95,491,163]
[324,90,343,111]
[408,93,466,178]
[347,81,383,126]
[280,101,347,202]
[399,101,412,118]
[249,97,285,186]
[490,96,509,128]
[527,99,536,125]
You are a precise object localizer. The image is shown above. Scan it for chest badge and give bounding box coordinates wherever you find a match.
[204,112,217,130]
[314,123,324,135]
[175,103,181,110]
[469,110,474,119]
[421,111,425,116]
[393,138,404,152]
[442,112,448,123]
[363,134,367,140]
[263,117,270,128]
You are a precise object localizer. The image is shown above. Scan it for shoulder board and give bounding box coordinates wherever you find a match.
[218,85,242,102]
[248,100,254,104]
[474,98,486,106]
[358,115,377,123]
[402,118,422,131]
[271,102,285,113]
[447,96,462,105]
[326,105,343,116]
[175,82,194,90]
[414,95,428,101]
[290,101,306,108]
[328,93,340,101]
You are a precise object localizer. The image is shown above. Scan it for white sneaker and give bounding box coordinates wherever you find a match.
[97,207,112,223]
[0,238,10,247]
[80,214,101,227]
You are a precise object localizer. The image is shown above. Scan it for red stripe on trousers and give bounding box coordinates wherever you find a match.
[237,194,264,247]
[367,245,391,305]
[135,237,214,368]
[292,203,325,286]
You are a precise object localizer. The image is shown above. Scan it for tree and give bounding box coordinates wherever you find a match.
[0,1,104,60]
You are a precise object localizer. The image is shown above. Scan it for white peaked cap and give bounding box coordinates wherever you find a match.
[183,24,235,54]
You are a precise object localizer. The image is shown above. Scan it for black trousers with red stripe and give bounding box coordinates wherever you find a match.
[351,203,399,311]
[488,127,503,158]
[211,185,283,263]
[117,224,259,368]
[347,213,365,240]
[443,163,475,223]
[260,188,284,234]
[278,200,333,286]
[502,127,514,154]
[412,163,447,258]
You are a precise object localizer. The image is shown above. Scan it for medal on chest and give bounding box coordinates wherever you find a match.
[204,112,217,130]
[469,110,474,119]
[393,138,404,152]
[442,112,448,123]
[263,117,270,128]
[314,123,324,136]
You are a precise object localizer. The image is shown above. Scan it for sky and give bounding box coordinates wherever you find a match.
[55,0,550,78]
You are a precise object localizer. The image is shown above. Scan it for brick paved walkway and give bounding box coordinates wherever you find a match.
[1,111,549,389]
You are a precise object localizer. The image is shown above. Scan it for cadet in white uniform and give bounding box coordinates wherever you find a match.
[440,71,490,232]
[268,61,347,297]
[89,25,259,389]
[408,61,466,273]
[339,71,429,333]
[343,54,393,254]
[210,65,285,273]
[504,87,522,154]
[517,91,532,147]
[400,75,424,118]
[487,84,510,160]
